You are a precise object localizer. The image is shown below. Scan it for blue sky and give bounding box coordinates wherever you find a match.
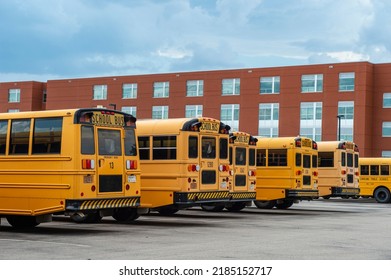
[1,0,390,82]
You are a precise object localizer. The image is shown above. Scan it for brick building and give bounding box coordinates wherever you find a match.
[1,61,390,157]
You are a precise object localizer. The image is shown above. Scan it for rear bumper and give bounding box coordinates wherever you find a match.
[332,187,360,196]
[286,189,319,199]
[66,196,140,211]
[174,191,230,205]
[228,191,256,202]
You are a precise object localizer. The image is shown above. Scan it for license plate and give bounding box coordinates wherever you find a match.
[128,175,136,183]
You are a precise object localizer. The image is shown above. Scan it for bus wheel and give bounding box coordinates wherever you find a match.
[200,204,225,212]
[275,199,294,209]
[254,200,276,209]
[6,216,39,228]
[374,187,391,203]
[225,202,246,212]
[112,208,140,222]
[71,212,102,223]
[157,206,179,215]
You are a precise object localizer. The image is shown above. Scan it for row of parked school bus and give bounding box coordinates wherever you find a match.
[0,108,389,228]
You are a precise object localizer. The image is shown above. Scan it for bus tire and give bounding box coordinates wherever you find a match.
[6,216,39,228]
[254,200,276,209]
[157,206,179,215]
[71,212,102,223]
[200,204,225,212]
[275,199,294,209]
[112,208,140,222]
[374,187,391,203]
[225,202,246,212]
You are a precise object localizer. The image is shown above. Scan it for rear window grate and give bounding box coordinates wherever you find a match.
[201,171,216,184]
[235,175,246,186]
[303,175,311,186]
[99,175,122,192]
[347,174,354,183]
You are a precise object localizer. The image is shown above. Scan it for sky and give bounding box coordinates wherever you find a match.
[1,0,390,82]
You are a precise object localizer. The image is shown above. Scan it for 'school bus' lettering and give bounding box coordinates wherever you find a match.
[234,135,250,145]
[90,112,125,127]
[199,121,220,133]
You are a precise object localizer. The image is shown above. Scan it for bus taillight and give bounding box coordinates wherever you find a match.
[219,164,230,172]
[296,170,302,175]
[188,164,200,172]
[126,160,137,170]
[248,170,256,176]
[313,171,318,176]
[355,171,359,176]
[341,170,347,175]
[82,159,95,169]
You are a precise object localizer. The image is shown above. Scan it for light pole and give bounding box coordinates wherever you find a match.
[337,115,344,141]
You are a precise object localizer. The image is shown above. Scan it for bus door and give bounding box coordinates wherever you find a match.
[300,139,314,188]
[96,127,124,194]
[345,150,355,187]
[200,135,218,191]
[233,146,247,192]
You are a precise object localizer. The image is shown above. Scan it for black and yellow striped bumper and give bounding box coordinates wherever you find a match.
[174,191,230,205]
[229,191,256,201]
[66,196,140,211]
[286,189,319,198]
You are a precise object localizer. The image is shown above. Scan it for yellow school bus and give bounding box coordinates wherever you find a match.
[317,141,360,198]
[137,117,231,214]
[359,157,391,203]
[254,136,319,209]
[201,131,258,212]
[0,108,141,228]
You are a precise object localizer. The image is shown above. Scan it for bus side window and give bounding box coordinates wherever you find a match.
[81,126,95,154]
[381,165,390,176]
[0,120,8,155]
[268,149,287,166]
[360,165,369,175]
[188,136,198,158]
[138,136,150,160]
[153,136,177,160]
[32,117,63,154]
[256,149,266,166]
[10,119,31,155]
[370,165,379,175]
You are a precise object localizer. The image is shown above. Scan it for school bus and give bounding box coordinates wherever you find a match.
[359,157,391,203]
[0,108,141,228]
[201,132,258,212]
[254,136,319,209]
[317,141,360,198]
[137,117,232,214]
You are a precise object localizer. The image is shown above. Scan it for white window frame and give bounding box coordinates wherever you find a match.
[339,72,355,92]
[301,74,323,93]
[121,106,137,117]
[382,122,391,137]
[383,93,391,108]
[8,89,21,103]
[258,103,279,137]
[152,106,169,119]
[222,78,240,96]
[185,105,203,118]
[186,80,204,97]
[221,104,240,131]
[153,82,170,98]
[300,102,322,141]
[93,85,107,100]
[122,83,137,99]
[260,76,280,94]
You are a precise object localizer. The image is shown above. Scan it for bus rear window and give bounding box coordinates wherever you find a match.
[219,138,228,159]
[295,153,301,167]
[303,154,311,168]
[124,128,137,156]
[341,152,346,167]
[81,126,95,154]
[188,136,198,158]
[249,148,256,166]
[312,155,318,168]
[202,137,216,159]
[33,117,63,154]
[98,129,121,156]
[235,147,246,166]
[347,153,353,167]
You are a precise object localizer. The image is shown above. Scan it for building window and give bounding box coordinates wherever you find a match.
[122,83,137,99]
[153,82,169,98]
[339,72,355,91]
[221,104,239,131]
[93,85,107,100]
[300,102,322,141]
[222,78,240,95]
[382,151,391,158]
[121,106,137,117]
[301,74,323,93]
[337,101,354,141]
[260,76,280,94]
[152,106,169,119]
[258,103,279,137]
[383,93,391,108]
[383,122,391,137]
[185,105,203,118]
[186,80,204,97]
[8,89,20,103]
[8,109,20,113]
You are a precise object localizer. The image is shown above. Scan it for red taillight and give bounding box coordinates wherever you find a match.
[126,184,130,190]
[296,170,302,175]
[313,171,318,176]
[355,172,359,176]
[82,159,95,169]
[126,160,137,170]
[341,170,347,175]
[188,164,200,172]
[91,185,96,192]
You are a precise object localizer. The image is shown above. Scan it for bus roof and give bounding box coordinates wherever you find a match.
[359,157,391,165]
[255,136,314,149]
[317,141,356,152]
[137,117,223,135]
